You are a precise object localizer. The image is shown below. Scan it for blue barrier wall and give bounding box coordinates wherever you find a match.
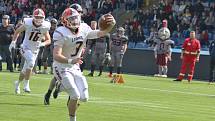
[122,49,210,80]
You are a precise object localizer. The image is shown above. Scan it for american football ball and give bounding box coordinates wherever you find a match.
[98,14,115,31]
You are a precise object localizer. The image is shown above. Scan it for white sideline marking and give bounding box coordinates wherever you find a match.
[2,73,215,97]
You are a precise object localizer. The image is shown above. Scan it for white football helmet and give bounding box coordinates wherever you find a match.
[61,8,81,30]
[117,27,125,37]
[33,8,45,26]
[158,27,170,40]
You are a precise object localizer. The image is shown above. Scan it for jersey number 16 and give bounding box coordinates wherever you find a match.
[29,32,42,41]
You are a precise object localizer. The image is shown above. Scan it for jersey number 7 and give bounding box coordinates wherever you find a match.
[71,41,83,57]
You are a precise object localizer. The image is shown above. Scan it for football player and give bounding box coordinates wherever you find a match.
[10,8,51,94]
[44,4,87,105]
[154,20,174,77]
[88,21,110,77]
[108,27,128,77]
[52,8,115,121]
[42,18,58,74]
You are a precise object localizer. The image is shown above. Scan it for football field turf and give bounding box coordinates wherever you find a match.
[1,71,215,121]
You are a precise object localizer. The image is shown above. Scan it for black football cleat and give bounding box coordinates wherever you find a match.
[44,93,50,105]
[87,72,94,77]
[53,82,61,99]
[98,72,102,76]
[173,79,182,82]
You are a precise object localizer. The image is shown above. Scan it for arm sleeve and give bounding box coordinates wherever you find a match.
[53,30,64,47]
[87,30,100,39]
[84,23,100,40]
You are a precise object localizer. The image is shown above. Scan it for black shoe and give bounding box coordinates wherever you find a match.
[53,82,61,99]
[173,79,182,82]
[10,69,14,72]
[44,93,50,105]
[87,73,94,77]
[98,72,102,76]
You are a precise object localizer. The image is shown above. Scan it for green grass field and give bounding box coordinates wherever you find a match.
[1,71,215,121]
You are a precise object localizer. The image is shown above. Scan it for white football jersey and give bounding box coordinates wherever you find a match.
[22,18,50,53]
[53,23,93,67]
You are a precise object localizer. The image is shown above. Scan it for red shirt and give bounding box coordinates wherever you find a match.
[182,38,201,59]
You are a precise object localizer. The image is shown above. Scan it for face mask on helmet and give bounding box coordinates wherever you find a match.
[33,9,45,26]
[33,16,44,26]
[117,27,125,37]
[66,15,81,30]
[158,27,170,40]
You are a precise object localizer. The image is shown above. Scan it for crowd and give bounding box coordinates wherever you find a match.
[0,0,142,25]
[124,0,215,48]
[0,0,139,73]
[1,0,214,73]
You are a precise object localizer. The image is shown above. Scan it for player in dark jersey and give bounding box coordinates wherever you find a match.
[42,18,57,74]
[88,33,110,77]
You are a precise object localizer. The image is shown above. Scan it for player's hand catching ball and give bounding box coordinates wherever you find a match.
[98,13,116,31]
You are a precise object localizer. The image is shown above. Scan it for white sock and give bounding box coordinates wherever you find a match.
[70,115,76,121]
[24,80,30,88]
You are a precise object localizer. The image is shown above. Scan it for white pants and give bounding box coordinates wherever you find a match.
[53,64,89,102]
[21,49,38,73]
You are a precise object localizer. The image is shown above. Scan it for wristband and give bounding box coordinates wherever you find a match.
[40,42,46,47]
[68,59,73,64]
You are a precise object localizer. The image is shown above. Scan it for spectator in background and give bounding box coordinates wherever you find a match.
[163,1,172,17]
[0,15,14,72]
[101,0,113,14]
[205,11,215,31]
[135,25,145,46]
[127,24,135,44]
[10,10,18,24]
[167,14,176,33]
[209,39,215,84]
[191,13,198,27]
[172,24,183,46]
[194,0,204,15]
[146,27,157,47]
[200,30,209,47]
[199,11,207,31]
[178,1,186,14]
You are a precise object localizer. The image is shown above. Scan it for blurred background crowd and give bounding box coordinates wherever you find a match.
[0,0,214,73]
